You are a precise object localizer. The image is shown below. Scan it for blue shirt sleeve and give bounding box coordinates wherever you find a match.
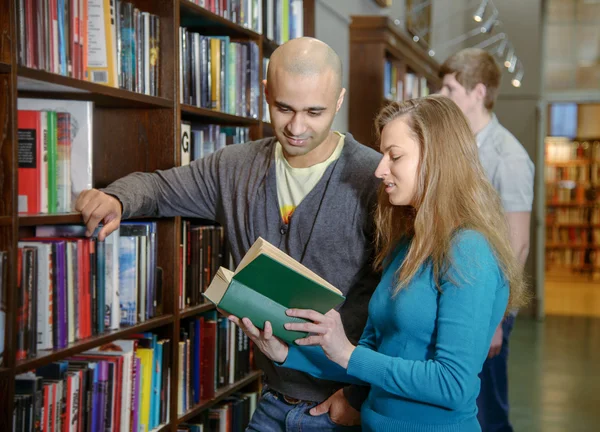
[278,345,367,386]
[346,231,508,410]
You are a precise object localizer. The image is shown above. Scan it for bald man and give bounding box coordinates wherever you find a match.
[76,37,381,431]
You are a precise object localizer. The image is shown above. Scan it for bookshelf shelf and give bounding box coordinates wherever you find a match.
[15,315,175,374]
[17,67,173,108]
[177,370,263,424]
[262,37,280,57]
[181,104,261,125]
[18,213,84,226]
[547,203,598,207]
[0,216,11,226]
[180,302,216,319]
[546,244,598,249]
[0,62,9,73]
[179,0,261,40]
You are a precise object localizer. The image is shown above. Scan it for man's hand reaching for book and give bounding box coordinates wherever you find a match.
[227,316,289,363]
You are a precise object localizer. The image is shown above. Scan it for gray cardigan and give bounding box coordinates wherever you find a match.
[103,133,382,406]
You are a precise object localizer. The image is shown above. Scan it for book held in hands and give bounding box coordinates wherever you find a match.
[204,237,345,344]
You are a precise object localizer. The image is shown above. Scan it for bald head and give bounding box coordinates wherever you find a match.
[267,37,343,94]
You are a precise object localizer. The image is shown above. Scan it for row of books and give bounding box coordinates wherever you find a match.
[15,222,161,360]
[180,223,228,309]
[545,137,600,163]
[17,99,93,214]
[178,311,255,414]
[14,333,171,432]
[547,208,600,225]
[180,123,251,168]
[0,251,6,367]
[545,165,590,183]
[546,227,590,246]
[546,249,587,268]
[178,391,259,432]
[179,31,260,119]
[189,0,304,44]
[17,0,161,95]
[383,60,430,102]
[545,183,587,204]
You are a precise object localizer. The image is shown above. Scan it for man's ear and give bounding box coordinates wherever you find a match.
[336,88,346,113]
[263,80,270,104]
[474,83,487,103]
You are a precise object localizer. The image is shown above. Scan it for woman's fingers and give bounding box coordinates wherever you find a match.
[284,321,327,334]
[286,308,326,322]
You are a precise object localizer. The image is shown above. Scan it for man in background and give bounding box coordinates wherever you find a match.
[439,48,534,432]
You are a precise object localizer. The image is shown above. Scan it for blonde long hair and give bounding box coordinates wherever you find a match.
[373,95,528,311]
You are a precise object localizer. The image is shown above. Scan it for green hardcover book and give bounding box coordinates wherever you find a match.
[204,237,346,344]
[46,111,58,213]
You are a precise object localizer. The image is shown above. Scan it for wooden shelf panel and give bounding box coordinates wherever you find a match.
[15,315,174,374]
[19,212,83,226]
[546,244,599,249]
[179,0,261,40]
[0,216,11,226]
[180,302,215,319]
[547,223,600,228]
[547,202,599,207]
[0,62,10,73]
[177,370,262,424]
[17,67,173,108]
[262,37,279,57]
[181,104,260,125]
[546,160,592,166]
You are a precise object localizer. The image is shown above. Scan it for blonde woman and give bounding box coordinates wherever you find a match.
[231,95,529,432]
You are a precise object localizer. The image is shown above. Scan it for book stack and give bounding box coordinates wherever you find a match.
[14,333,171,432]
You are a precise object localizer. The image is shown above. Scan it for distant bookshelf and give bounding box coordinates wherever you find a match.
[545,137,600,274]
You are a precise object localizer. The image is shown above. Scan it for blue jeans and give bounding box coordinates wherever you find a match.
[246,387,362,432]
[477,315,515,432]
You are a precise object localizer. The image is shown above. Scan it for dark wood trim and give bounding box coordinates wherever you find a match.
[0,216,11,226]
[179,302,216,319]
[177,370,263,424]
[18,212,84,226]
[15,315,175,374]
[0,62,9,73]
[303,0,316,37]
[262,36,279,57]
[349,16,440,85]
[179,0,261,40]
[17,67,173,108]
[181,104,261,125]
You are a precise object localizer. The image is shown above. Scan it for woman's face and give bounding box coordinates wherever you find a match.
[374,117,421,206]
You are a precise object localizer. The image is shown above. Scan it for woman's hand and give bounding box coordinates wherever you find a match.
[285,309,356,368]
[227,315,289,364]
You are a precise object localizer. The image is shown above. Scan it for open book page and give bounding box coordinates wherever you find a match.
[235,237,342,295]
[204,267,234,305]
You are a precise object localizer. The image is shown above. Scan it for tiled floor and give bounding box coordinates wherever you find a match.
[508,316,600,431]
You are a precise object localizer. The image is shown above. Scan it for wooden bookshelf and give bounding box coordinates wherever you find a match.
[181,104,261,125]
[17,66,174,108]
[18,213,84,226]
[545,136,600,274]
[177,370,264,424]
[15,315,175,374]
[348,16,441,148]
[0,0,315,430]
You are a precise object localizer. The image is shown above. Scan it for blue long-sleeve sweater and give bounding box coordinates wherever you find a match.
[280,230,509,432]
